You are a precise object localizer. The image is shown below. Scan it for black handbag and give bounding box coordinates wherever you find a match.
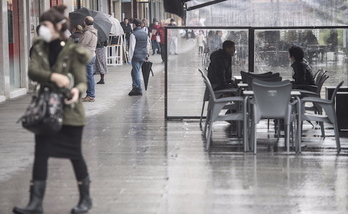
[18,86,64,135]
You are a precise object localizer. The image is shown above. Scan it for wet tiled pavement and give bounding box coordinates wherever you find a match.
[1,41,348,214]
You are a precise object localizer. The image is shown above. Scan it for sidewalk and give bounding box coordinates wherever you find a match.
[1,52,348,214]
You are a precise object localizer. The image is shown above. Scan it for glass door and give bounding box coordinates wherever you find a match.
[7,0,21,90]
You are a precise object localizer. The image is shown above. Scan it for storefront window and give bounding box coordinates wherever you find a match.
[7,0,21,90]
[50,0,63,7]
[80,0,98,10]
[30,0,40,41]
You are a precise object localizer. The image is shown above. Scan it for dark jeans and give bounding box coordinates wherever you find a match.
[160,44,167,62]
[151,40,160,54]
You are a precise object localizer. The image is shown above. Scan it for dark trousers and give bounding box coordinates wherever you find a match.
[160,44,167,63]
[32,156,88,181]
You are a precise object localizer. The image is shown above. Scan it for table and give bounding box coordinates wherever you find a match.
[242,90,301,153]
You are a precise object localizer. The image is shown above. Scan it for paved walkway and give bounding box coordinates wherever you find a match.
[1,53,348,214]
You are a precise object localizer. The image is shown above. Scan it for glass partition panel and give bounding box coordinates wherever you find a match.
[166,28,249,119]
[165,27,347,119]
[254,28,348,86]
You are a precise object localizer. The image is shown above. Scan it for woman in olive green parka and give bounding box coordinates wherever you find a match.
[13,5,93,214]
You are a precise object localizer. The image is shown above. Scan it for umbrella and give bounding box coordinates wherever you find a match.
[142,61,154,91]
[105,14,124,36]
[69,8,112,43]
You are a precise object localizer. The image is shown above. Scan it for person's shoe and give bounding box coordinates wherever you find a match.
[71,176,92,214]
[82,96,95,102]
[128,87,142,96]
[13,180,46,214]
[96,79,105,84]
[175,53,178,55]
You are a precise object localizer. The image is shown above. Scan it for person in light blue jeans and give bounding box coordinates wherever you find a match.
[131,61,143,93]
[78,16,98,102]
[86,56,96,98]
[128,18,150,96]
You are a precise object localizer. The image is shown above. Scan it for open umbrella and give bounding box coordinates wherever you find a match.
[141,61,154,91]
[69,8,112,43]
[105,14,124,36]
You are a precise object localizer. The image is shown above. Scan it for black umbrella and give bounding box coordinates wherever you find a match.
[142,61,154,91]
[69,8,112,43]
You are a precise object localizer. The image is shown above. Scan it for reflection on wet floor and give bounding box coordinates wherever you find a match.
[1,36,348,213]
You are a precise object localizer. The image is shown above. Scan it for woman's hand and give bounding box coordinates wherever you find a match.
[50,73,70,88]
[64,88,79,105]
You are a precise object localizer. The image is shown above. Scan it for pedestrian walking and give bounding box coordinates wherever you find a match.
[128,18,150,96]
[167,18,178,55]
[157,21,167,63]
[149,18,161,55]
[13,5,93,214]
[78,16,98,102]
[120,18,132,50]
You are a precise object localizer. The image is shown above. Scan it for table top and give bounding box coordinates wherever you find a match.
[234,75,242,80]
[243,90,301,96]
[238,83,248,87]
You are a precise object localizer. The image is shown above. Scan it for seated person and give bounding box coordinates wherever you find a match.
[207,40,237,91]
[289,46,315,91]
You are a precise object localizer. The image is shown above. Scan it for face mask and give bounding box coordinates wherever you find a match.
[38,25,53,43]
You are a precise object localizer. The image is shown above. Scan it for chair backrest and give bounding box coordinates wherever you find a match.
[330,81,344,104]
[199,69,217,102]
[313,69,323,82]
[252,79,292,120]
[315,74,329,96]
[240,71,273,83]
[246,74,282,90]
[314,69,327,86]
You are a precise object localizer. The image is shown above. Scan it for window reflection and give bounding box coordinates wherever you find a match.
[7,0,20,90]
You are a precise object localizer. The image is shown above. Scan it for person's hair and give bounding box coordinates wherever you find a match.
[142,18,148,25]
[39,5,69,40]
[124,18,128,21]
[84,17,94,26]
[222,40,235,50]
[289,46,304,61]
[35,25,41,35]
[73,24,83,32]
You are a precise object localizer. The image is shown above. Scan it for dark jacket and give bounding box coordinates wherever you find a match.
[96,40,108,48]
[121,22,132,40]
[29,39,91,126]
[291,60,315,90]
[207,49,233,90]
[70,32,83,43]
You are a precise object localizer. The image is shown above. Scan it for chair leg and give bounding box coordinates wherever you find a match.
[252,122,257,154]
[298,121,303,153]
[286,124,290,154]
[203,110,210,138]
[333,121,341,154]
[200,101,206,130]
[206,121,213,151]
[319,121,325,138]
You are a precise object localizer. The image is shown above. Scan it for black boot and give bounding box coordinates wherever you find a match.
[13,180,46,214]
[71,176,92,213]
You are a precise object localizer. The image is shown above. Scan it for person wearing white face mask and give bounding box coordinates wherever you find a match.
[13,5,93,214]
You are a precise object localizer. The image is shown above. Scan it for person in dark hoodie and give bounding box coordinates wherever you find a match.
[207,40,237,91]
[289,46,315,91]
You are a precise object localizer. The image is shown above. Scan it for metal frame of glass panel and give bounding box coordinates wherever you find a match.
[165,26,348,120]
